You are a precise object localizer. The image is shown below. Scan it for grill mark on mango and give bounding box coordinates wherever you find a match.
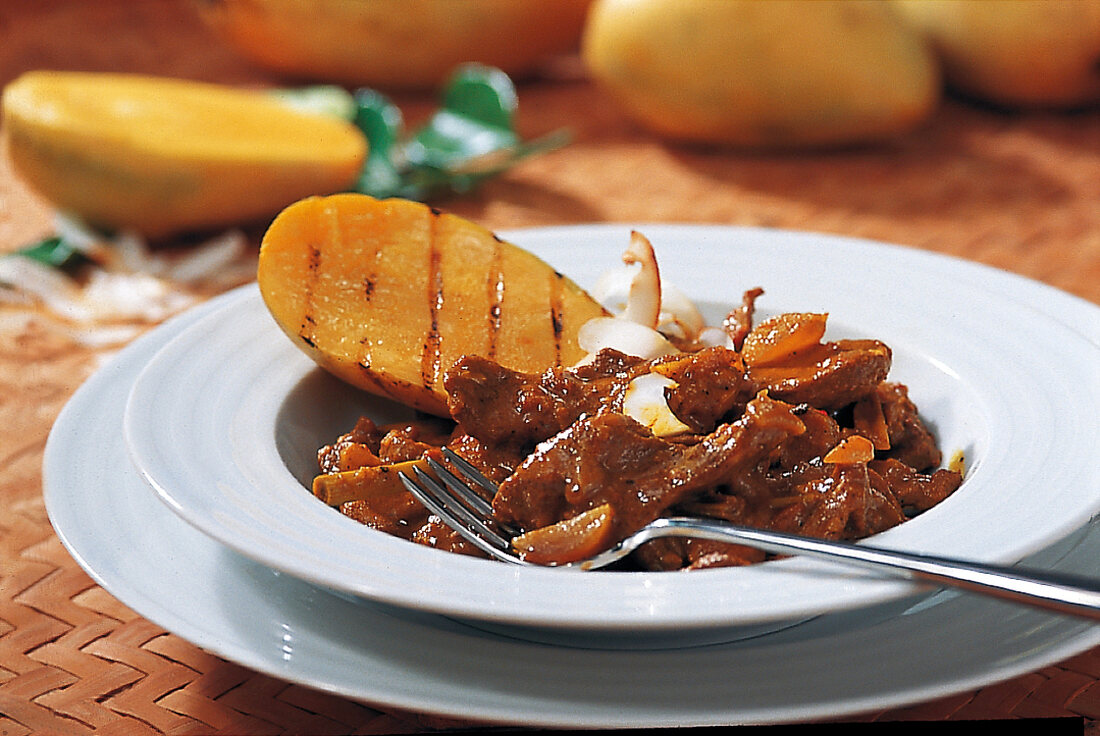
[487,237,504,360]
[298,245,322,348]
[550,270,565,365]
[356,356,406,402]
[301,314,318,349]
[356,216,383,374]
[421,210,444,390]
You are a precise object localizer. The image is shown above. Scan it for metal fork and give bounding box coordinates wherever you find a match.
[400,447,1100,621]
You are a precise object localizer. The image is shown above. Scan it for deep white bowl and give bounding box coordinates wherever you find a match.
[123,224,1100,638]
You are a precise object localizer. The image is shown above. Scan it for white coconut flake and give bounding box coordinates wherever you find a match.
[579,230,717,362]
[591,262,637,313]
[697,325,735,349]
[82,270,195,322]
[63,322,147,349]
[52,212,105,255]
[620,231,662,328]
[577,316,677,362]
[168,229,247,283]
[657,282,705,342]
[622,372,692,437]
[2,219,253,354]
[109,231,147,271]
[0,256,91,321]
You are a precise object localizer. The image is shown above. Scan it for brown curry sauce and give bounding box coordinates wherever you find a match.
[316,292,963,569]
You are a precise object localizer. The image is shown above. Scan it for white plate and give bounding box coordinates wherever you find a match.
[43,290,1100,727]
[124,225,1100,634]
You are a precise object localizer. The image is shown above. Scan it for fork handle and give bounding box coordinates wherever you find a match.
[655,518,1100,621]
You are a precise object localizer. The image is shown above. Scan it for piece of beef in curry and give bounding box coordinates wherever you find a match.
[316,309,962,569]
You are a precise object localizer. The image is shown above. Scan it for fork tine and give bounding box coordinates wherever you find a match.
[398,467,451,525]
[429,451,526,539]
[441,447,499,498]
[406,466,508,549]
[398,465,526,564]
[425,454,495,518]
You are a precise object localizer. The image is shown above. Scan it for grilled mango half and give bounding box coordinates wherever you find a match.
[257,194,608,415]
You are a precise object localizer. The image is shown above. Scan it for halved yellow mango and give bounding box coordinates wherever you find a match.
[258,194,608,416]
[2,71,367,237]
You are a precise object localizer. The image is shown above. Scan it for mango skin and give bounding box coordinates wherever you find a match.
[893,0,1100,109]
[582,0,940,148]
[2,71,367,238]
[200,0,595,89]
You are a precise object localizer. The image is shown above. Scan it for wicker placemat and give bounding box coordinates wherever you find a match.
[3,1,1099,732]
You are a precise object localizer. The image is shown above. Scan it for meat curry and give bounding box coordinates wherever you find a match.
[311,286,963,570]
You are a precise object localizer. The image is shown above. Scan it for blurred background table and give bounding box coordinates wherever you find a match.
[2,1,1098,733]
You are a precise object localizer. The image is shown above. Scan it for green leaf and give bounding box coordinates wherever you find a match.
[351,64,569,201]
[441,64,518,131]
[12,236,88,271]
[407,64,519,171]
[353,88,406,199]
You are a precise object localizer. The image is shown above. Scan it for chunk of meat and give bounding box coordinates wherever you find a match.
[444,355,610,448]
[658,347,754,432]
[377,424,452,463]
[874,382,943,471]
[410,517,487,557]
[747,339,892,409]
[317,415,384,473]
[869,458,962,513]
[446,433,526,485]
[340,491,425,537]
[773,405,842,469]
[768,463,906,540]
[445,346,752,447]
[493,392,806,539]
[631,536,767,571]
[342,493,490,558]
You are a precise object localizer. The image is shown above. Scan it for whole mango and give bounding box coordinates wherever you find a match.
[582,0,940,148]
[2,71,366,238]
[199,0,594,89]
[893,0,1100,109]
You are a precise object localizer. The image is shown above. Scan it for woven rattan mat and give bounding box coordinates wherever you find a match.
[3,1,1099,732]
